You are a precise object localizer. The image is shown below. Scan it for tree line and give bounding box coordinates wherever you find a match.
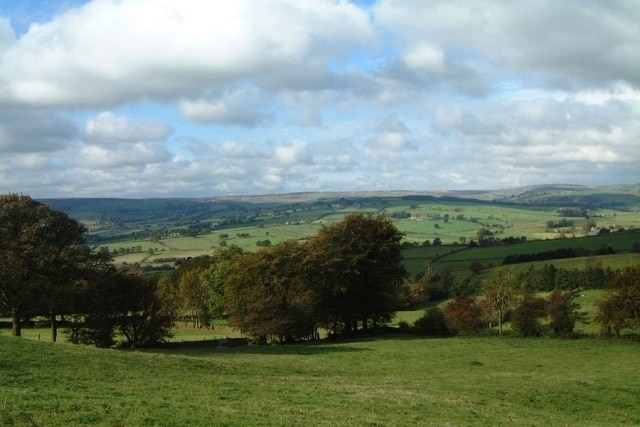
[156,212,406,343]
[408,265,640,338]
[1,194,406,346]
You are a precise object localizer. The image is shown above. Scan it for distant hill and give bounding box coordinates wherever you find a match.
[41,184,640,222]
[38,184,640,248]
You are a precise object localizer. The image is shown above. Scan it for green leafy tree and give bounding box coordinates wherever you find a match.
[306,214,406,335]
[0,194,95,339]
[68,270,173,348]
[200,245,245,322]
[413,307,451,336]
[225,241,317,343]
[156,255,213,324]
[596,266,640,336]
[483,268,521,335]
[115,273,173,347]
[179,269,211,328]
[547,290,587,337]
[510,289,546,337]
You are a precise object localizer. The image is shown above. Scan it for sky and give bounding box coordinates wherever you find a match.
[0,0,639,199]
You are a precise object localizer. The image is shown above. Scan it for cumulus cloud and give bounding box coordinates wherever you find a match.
[374,0,640,90]
[85,112,173,144]
[0,18,15,53]
[273,141,314,167]
[74,142,172,169]
[178,88,274,126]
[0,1,639,198]
[0,109,78,153]
[403,44,446,74]
[0,0,375,108]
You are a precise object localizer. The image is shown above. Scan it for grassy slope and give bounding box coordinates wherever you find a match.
[2,335,639,426]
[402,229,640,278]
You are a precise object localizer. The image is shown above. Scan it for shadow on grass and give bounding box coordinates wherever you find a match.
[138,330,436,356]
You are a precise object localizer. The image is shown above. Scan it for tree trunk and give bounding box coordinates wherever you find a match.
[50,311,58,343]
[12,309,22,337]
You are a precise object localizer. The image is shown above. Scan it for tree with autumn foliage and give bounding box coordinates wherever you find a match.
[443,293,484,335]
[596,266,640,337]
[225,240,317,343]
[306,213,406,335]
[0,194,104,340]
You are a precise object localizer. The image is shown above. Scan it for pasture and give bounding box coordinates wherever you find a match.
[100,204,640,271]
[2,334,639,426]
[402,229,640,278]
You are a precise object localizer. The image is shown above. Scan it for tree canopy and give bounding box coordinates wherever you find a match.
[224,213,407,341]
[306,213,406,335]
[0,194,94,339]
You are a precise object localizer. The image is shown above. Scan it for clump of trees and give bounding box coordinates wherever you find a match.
[223,214,406,342]
[0,194,172,347]
[157,214,407,343]
[1,195,406,346]
[411,266,589,338]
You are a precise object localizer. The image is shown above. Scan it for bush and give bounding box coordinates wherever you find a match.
[443,294,484,335]
[547,290,587,338]
[510,290,546,337]
[413,307,451,336]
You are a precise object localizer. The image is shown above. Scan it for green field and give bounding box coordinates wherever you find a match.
[402,229,640,278]
[2,334,639,426]
[61,187,640,270]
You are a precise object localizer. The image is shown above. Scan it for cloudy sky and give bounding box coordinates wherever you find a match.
[0,0,639,198]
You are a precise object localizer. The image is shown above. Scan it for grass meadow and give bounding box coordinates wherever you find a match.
[2,333,639,426]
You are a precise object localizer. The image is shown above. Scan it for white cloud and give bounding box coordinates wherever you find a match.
[0,0,375,108]
[85,112,173,144]
[403,44,446,74]
[273,141,314,166]
[178,88,273,126]
[0,18,15,53]
[0,1,639,198]
[74,142,171,169]
[375,0,640,89]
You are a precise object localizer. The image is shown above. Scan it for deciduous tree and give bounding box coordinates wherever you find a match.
[510,289,546,337]
[596,266,640,336]
[306,214,406,335]
[483,268,521,335]
[225,241,317,343]
[443,293,484,335]
[0,194,94,340]
[200,245,245,321]
[547,290,587,337]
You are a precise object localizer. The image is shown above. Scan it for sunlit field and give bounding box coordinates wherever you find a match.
[2,334,639,426]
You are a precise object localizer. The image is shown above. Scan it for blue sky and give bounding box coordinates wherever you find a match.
[1,0,639,198]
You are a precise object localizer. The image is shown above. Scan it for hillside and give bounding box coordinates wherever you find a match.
[36,185,640,272]
[2,334,639,426]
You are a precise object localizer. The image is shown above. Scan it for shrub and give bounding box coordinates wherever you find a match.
[443,294,484,335]
[510,290,546,337]
[414,307,451,336]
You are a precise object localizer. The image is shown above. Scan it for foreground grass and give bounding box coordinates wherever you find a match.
[2,335,639,426]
